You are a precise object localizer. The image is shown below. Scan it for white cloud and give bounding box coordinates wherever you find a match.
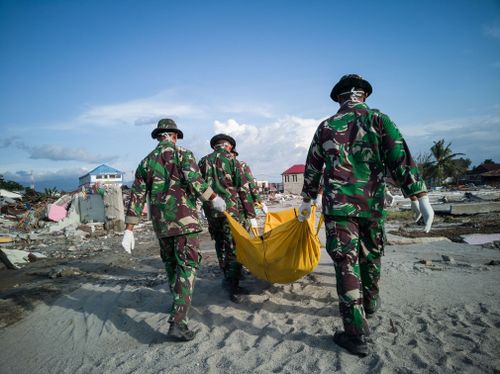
[2,139,118,163]
[78,94,202,127]
[212,116,323,180]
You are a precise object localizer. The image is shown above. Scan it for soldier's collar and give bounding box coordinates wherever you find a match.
[337,102,368,113]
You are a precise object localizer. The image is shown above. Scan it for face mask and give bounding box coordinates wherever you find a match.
[339,88,365,107]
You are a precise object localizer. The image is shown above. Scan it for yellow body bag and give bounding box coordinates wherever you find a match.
[224,207,323,284]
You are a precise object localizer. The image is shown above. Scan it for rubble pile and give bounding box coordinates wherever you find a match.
[0,184,126,270]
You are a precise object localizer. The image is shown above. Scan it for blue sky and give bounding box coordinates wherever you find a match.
[1,0,499,190]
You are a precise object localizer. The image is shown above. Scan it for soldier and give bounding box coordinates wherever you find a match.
[199,134,257,303]
[121,119,226,341]
[231,149,269,219]
[299,74,434,356]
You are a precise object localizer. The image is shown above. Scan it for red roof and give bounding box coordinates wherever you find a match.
[282,164,305,175]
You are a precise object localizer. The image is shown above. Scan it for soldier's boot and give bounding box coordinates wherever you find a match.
[168,322,198,342]
[365,297,381,318]
[224,278,245,303]
[333,331,369,357]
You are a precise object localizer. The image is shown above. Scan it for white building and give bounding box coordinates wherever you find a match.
[79,164,124,187]
[281,164,305,195]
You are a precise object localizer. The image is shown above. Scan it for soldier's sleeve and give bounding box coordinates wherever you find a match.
[243,163,262,203]
[379,114,427,197]
[182,151,214,202]
[235,160,257,218]
[301,124,325,199]
[125,160,149,225]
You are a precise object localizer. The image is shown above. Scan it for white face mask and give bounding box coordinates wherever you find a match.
[339,88,365,107]
[158,133,176,142]
[214,142,231,151]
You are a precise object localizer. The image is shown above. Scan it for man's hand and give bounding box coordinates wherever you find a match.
[418,196,434,233]
[410,200,422,222]
[122,229,135,254]
[212,195,226,212]
[298,200,312,222]
[314,194,322,211]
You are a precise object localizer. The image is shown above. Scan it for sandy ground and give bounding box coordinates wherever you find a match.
[1,214,500,374]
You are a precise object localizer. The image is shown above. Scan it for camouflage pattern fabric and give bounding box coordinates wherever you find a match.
[199,148,254,283]
[159,233,201,327]
[324,215,383,336]
[302,102,427,218]
[125,139,214,237]
[238,160,262,204]
[198,148,256,220]
[206,216,242,280]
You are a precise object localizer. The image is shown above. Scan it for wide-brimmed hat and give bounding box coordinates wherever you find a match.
[210,134,236,149]
[151,118,184,139]
[330,74,373,102]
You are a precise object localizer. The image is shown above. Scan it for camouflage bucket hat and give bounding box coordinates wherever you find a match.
[210,133,236,149]
[151,118,184,139]
[330,74,373,102]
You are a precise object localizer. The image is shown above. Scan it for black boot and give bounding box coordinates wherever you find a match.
[365,297,381,318]
[168,322,198,342]
[222,278,244,303]
[333,331,369,357]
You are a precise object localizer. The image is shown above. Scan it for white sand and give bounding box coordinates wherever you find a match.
[0,240,499,373]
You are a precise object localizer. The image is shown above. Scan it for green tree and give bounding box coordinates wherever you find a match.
[427,139,465,185]
[0,175,25,191]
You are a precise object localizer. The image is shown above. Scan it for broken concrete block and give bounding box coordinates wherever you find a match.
[1,249,30,267]
[27,252,47,262]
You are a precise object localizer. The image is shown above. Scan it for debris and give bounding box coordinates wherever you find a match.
[48,266,81,279]
[485,260,500,266]
[419,260,433,266]
[27,252,47,262]
[441,255,456,264]
[0,248,17,269]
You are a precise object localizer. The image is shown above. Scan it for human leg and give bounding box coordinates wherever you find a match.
[359,217,384,316]
[325,215,369,356]
[159,233,201,335]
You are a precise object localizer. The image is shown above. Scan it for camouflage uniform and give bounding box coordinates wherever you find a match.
[302,102,427,336]
[125,139,214,327]
[199,148,256,283]
[235,159,262,225]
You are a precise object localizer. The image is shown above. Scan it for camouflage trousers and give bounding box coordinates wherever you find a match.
[206,216,242,282]
[324,215,384,336]
[159,233,201,327]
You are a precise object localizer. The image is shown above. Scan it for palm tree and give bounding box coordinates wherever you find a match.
[427,139,465,185]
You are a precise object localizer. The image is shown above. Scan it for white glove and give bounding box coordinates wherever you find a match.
[261,203,269,214]
[314,194,322,211]
[212,195,226,212]
[418,195,434,233]
[250,218,258,228]
[121,230,135,254]
[385,190,395,207]
[410,199,422,222]
[298,200,312,222]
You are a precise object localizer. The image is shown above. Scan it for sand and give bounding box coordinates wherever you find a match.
[1,228,499,374]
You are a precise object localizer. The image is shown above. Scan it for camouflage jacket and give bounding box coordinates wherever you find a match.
[238,160,262,204]
[302,102,427,218]
[199,148,256,220]
[125,140,214,237]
